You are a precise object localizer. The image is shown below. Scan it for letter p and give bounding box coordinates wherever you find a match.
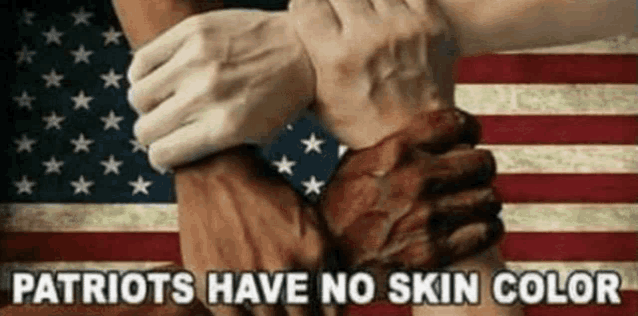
[12,272,35,304]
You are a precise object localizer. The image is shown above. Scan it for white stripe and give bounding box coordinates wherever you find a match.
[0,203,178,232]
[503,204,638,232]
[1,261,635,291]
[477,145,638,174]
[455,84,638,115]
[1,204,636,232]
[500,35,638,54]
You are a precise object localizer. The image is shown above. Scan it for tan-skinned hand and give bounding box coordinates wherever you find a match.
[289,0,460,150]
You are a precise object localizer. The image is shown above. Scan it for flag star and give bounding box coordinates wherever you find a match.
[20,9,35,25]
[272,155,296,176]
[14,175,36,195]
[14,134,36,153]
[71,90,94,110]
[338,144,349,159]
[100,155,123,175]
[301,175,325,195]
[42,111,65,130]
[129,175,152,195]
[102,26,123,46]
[70,175,94,195]
[42,26,64,45]
[70,133,94,153]
[42,156,64,175]
[300,133,325,154]
[100,68,123,89]
[42,69,64,88]
[70,6,93,26]
[13,91,36,110]
[70,44,93,64]
[130,139,147,153]
[16,45,36,64]
[100,110,124,130]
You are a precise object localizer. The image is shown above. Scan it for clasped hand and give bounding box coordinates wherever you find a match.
[127,0,459,170]
[127,10,315,170]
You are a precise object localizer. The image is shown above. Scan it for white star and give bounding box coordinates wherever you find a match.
[100,110,124,130]
[100,155,123,175]
[42,69,64,88]
[130,139,147,153]
[129,175,152,195]
[16,45,36,64]
[286,124,294,131]
[70,7,93,26]
[300,133,325,154]
[42,156,64,175]
[70,44,93,64]
[42,111,65,130]
[42,26,64,45]
[338,144,349,159]
[272,155,296,176]
[102,26,123,46]
[20,9,35,25]
[301,176,325,195]
[100,68,123,89]
[71,90,94,110]
[70,175,94,195]
[14,134,36,153]
[70,133,94,153]
[13,91,36,110]
[14,175,36,195]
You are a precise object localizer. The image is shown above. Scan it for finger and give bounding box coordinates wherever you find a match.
[127,14,201,84]
[128,10,250,83]
[403,109,482,152]
[419,148,496,195]
[428,187,502,237]
[132,94,195,146]
[434,187,502,218]
[127,51,188,114]
[441,218,504,266]
[148,119,237,171]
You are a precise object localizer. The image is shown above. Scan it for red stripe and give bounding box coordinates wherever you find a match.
[456,55,637,83]
[478,116,638,144]
[345,291,638,316]
[495,174,638,203]
[500,232,637,261]
[1,232,634,262]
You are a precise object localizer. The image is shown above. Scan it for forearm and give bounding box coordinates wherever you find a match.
[435,0,637,55]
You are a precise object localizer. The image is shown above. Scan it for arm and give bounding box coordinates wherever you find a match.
[435,0,637,55]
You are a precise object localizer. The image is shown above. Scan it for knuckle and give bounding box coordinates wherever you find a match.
[186,31,211,62]
[182,14,205,33]
[147,144,167,169]
[127,57,143,83]
[133,118,151,145]
[127,85,145,111]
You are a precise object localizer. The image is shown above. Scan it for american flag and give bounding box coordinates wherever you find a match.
[2,0,637,315]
